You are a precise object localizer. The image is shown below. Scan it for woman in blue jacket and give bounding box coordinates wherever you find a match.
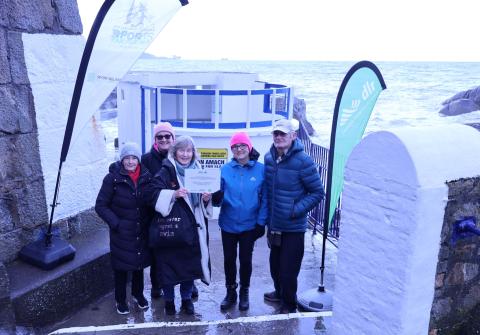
[215,132,267,311]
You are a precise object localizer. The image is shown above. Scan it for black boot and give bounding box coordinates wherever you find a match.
[165,300,176,315]
[191,283,199,299]
[220,283,238,311]
[239,286,249,311]
[180,299,195,315]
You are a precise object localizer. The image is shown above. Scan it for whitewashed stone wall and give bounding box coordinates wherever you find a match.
[331,124,480,335]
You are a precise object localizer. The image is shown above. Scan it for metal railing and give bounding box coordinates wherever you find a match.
[297,121,341,245]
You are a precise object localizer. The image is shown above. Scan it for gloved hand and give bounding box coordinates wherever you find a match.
[254,224,266,240]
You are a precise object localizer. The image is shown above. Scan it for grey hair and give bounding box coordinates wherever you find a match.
[169,135,197,162]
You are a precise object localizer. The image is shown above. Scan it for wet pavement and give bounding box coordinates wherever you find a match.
[44,220,337,335]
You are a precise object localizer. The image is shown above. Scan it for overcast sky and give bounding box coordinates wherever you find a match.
[77,0,479,62]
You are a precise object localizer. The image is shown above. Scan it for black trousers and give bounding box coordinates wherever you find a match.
[269,232,305,309]
[149,249,160,289]
[221,228,256,287]
[114,269,144,303]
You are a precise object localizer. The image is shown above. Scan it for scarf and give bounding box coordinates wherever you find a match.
[128,165,140,186]
[175,160,200,208]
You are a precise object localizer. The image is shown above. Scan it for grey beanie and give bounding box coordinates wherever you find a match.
[120,142,141,161]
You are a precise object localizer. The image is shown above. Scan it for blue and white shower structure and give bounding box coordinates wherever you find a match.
[117,71,294,163]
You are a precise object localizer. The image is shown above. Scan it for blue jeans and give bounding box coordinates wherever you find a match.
[163,280,194,301]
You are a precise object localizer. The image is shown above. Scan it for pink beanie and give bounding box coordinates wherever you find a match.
[153,122,175,140]
[230,132,252,152]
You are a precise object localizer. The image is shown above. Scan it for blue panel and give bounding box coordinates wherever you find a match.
[165,120,183,127]
[140,88,146,153]
[187,90,215,96]
[219,122,247,129]
[154,88,159,124]
[220,90,248,96]
[187,122,215,129]
[162,120,273,129]
[251,120,272,127]
[252,89,273,95]
[160,88,183,94]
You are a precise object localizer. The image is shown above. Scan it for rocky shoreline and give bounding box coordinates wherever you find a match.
[439,86,480,116]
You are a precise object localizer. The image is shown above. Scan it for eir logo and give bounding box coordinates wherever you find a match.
[339,81,375,127]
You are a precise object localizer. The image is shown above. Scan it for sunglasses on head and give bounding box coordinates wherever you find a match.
[156,134,172,140]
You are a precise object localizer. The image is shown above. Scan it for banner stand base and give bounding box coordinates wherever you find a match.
[297,287,333,312]
[19,236,76,271]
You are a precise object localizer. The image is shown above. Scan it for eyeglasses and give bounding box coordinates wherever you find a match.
[231,144,248,151]
[273,131,288,137]
[156,134,172,140]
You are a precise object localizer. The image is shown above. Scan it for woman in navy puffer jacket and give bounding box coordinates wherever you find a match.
[215,132,267,312]
[95,142,152,315]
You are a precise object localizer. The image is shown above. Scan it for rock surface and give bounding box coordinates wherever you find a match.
[293,97,315,135]
[440,86,480,116]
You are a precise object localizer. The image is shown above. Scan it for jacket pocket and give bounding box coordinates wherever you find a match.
[289,200,296,219]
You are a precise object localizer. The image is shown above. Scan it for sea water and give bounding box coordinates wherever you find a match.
[111,59,480,148]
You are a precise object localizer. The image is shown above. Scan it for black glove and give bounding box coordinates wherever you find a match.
[211,190,224,207]
[254,224,265,240]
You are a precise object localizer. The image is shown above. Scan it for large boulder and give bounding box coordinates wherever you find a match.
[443,86,480,106]
[439,98,480,116]
[440,86,480,116]
[293,97,315,135]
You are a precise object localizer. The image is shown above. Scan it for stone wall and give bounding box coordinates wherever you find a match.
[429,177,480,334]
[0,263,15,333]
[0,0,82,264]
[331,125,480,335]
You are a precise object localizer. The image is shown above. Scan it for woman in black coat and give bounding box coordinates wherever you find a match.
[144,135,212,316]
[95,142,152,315]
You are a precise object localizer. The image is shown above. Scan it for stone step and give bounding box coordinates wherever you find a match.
[6,229,113,327]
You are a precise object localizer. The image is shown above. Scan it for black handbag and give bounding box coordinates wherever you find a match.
[149,200,196,248]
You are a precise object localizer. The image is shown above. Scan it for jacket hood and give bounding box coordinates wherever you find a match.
[150,145,168,161]
[249,147,260,161]
[109,161,121,173]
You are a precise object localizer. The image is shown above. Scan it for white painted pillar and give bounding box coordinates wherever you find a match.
[332,124,480,335]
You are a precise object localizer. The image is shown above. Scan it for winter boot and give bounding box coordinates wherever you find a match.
[191,282,199,299]
[239,286,249,311]
[164,300,176,315]
[180,299,195,315]
[220,283,238,311]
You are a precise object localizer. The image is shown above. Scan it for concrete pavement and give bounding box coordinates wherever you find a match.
[45,220,337,335]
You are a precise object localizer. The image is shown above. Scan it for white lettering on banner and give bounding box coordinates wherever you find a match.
[339,81,376,127]
[111,29,154,45]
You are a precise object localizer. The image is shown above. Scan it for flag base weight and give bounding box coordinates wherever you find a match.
[19,236,76,270]
[297,287,333,312]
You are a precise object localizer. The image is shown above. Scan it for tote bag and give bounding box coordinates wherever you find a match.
[149,200,196,248]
